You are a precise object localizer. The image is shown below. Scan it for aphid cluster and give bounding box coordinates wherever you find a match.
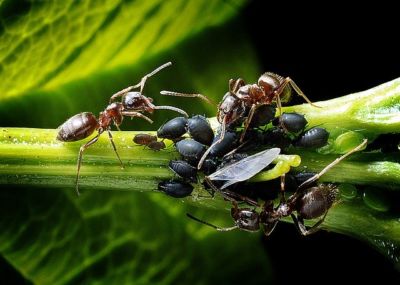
[57,62,362,237]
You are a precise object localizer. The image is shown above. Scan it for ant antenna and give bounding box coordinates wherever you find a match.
[298,139,368,192]
[133,62,172,93]
[153,105,189,117]
[186,213,238,232]
[160,91,216,106]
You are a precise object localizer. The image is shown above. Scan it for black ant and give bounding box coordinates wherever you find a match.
[188,139,367,236]
[57,62,188,195]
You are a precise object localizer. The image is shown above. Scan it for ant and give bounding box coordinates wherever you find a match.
[197,72,317,169]
[57,62,188,195]
[188,139,367,236]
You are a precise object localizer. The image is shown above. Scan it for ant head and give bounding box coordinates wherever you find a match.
[232,208,260,232]
[123,92,151,110]
[258,73,281,95]
[218,92,245,124]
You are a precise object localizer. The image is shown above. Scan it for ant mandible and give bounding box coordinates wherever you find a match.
[188,139,367,236]
[57,62,188,196]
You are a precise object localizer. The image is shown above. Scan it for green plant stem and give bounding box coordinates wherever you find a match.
[2,78,400,266]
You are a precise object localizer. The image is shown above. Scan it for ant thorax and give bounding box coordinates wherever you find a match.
[274,203,291,218]
[99,103,123,129]
[236,84,264,103]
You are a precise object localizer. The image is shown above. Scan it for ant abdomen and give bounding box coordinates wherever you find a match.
[296,184,339,219]
[57,112,99,142]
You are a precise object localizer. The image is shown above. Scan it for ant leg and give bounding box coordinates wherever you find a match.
[280,174,286,203]
[275,77,320,108]
[186,213,238,231]
[121,111,154,124]
[197,119,226,169]
[291,213,327,236]
[153,105,189,118]
[239,103,257,143]
[132,62,172,93]
[229,78,245,94]
[109,86,134,104]
[263,221,278,237]
[107,130,124,169]
[297,139,367,193]
[75,133,100,196]
[221,189,260,207]
[160,91,215,105]
[276,92,283,116]
[286,78,321,108]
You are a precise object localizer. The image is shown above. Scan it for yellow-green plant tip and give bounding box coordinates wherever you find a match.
[250,161,291,182]
[274,154,301,167]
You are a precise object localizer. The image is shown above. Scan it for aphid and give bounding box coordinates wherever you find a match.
[133,133,165,151]
[260,128,292,150]
[201,158,219,175]
[272,112,308,133]
[187,115,214,146]
[147,140,166,151]
[157,115,214,146]
[157,117,188,141]
[197,130,238,169]
[175,139,206,166]
[158,180,194,198]
[188,139,367,236]
[57,62,185,195]
[169,160,197,182]
[296,127,329,148]
[206,148,281,189]
[133,133,157,145]
[248,104,276,128]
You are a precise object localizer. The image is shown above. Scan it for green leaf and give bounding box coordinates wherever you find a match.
[0,1,277,284]
[0,188,272,284]
[0,0,245,101]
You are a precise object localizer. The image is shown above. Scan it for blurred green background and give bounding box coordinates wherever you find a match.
[1,0,400,284]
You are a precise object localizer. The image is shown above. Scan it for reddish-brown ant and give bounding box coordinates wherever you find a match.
[188,140,367,236]
[197,72,317,169]
[57,62,188,195]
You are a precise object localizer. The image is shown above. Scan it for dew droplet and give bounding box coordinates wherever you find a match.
[339,183,358,200]
[334,131,365,153]
[363,187,391,212]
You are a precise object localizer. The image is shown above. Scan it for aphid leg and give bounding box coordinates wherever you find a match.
[121,111,154,124]
[186,213,238,232]
[132,62,172,93]
[297,139,367,193]
[153,105,189,118]
[109,86,134,103]
[75,133,100,196]
[291,212,327,236]
[197,118,227,169]
[239,103,257,143]
[107,130,124,169]
[160,91,216,106]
